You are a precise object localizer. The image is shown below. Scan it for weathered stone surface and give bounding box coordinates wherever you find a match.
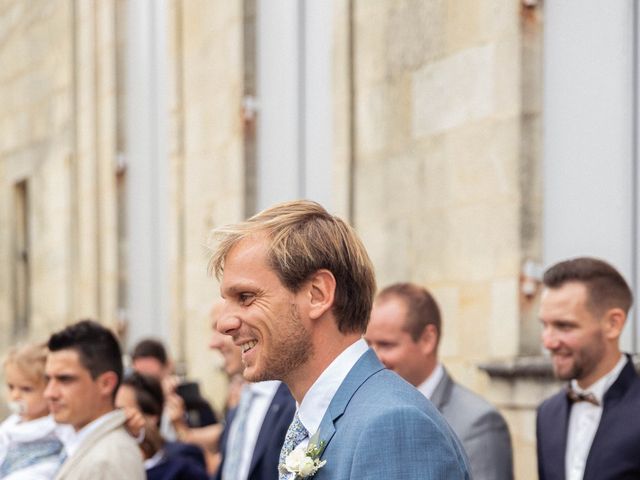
[0,0,544,470]
[412,44,495,138]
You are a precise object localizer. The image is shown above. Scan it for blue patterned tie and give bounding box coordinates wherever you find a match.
[278,412,309,479]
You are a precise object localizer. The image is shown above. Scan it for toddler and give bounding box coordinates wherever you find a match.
[0,343,68,479]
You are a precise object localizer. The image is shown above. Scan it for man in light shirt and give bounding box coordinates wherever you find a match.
[209,301,296,480]
[537,257,640,480]
[44,320,145,480]
[210,200,470,480]
[365,282,513,480]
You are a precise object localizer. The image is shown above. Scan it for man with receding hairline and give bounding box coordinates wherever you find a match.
[210,200,470,480]
[537,257,640,480]
[366,282,513,480]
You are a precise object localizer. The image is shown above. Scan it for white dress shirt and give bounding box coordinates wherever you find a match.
[296,339,369,450]
[565,354,627,480]
[416,363,444,400]
[224,380,280,480]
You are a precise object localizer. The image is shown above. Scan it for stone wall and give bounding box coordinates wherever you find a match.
[333,1,544,477]
[166,0,245,412]
[0,1,546,475]
[1,1,78,343]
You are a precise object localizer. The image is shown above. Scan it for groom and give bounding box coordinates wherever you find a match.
[210,200,470,479]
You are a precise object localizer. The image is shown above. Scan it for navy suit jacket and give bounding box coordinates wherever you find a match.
[537,356,640,480]
[214,382,295,480]
[312,349,470,480]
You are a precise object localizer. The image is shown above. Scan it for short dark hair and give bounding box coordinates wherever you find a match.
[131,339,168,365]
[121,372,164,426]
[543,257,633,315]
[376,283,442,343]
[48,320,123,398]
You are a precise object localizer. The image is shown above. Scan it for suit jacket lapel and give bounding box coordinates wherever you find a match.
[430,367,453,410]
[248,382,290,474]
[553,397,570,480]
[56,409,126,479]
[583,356,636,480]
[315,349,384,456]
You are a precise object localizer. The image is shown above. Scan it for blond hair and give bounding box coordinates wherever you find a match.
[209,200,376,334]
[3,343,48,385]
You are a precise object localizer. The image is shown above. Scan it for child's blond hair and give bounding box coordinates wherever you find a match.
[3,343,48,386]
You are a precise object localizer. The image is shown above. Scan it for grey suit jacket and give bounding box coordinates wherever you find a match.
[431,368,513,480]
[55,409,145,480]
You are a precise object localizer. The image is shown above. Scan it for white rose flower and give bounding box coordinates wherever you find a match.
[280,439,327,478]
[298,457,317,477]
[285,445,307,472]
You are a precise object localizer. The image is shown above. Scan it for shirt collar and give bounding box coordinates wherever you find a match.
[144,449,165,470]
[570,354,627,404]
[297,339,369,436]
[64,409,121,457]
[248,380,281,397]
[416,363,444,400]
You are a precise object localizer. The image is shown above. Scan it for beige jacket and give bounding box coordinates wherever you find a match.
[55,410,145,480]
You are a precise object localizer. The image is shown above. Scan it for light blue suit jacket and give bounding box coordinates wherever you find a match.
[312,349,471,479]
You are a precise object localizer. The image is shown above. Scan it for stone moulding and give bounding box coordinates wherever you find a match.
[479,355,640,379]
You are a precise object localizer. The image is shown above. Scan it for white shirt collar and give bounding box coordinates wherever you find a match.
[570,354,627,404]
[297,339,369,437]
[63,409,121,457]
[144,449,165,470]
[248,380,281,397]
[416,363,444,400]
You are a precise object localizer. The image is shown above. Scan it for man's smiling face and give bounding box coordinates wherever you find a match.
[217,236,313,383]
[539,282,607,388]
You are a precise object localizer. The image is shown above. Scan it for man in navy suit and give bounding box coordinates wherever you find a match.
[537,257,640,480]
[211,200,469,480]
[210,301,296,480]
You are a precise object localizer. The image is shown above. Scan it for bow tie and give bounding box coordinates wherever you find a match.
[566,386,600,406]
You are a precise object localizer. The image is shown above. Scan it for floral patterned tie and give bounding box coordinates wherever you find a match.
[278,412,309,479]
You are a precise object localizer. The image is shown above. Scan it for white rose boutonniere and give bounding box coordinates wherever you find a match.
[280,440,327,479]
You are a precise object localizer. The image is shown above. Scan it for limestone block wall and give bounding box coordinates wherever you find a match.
[0,1,75,345]
[0,0,127,344]
[333,1,544,477]
[349,0,526,361]
[166,0,245,411]
[0,1,547,474]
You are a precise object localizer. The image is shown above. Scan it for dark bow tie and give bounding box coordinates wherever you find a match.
[566,386,600,406]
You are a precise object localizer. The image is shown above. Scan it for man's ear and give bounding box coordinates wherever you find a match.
[97,371,119,399]
[603,308,626,340]
[418,324,438,355]
[307,269,336,320]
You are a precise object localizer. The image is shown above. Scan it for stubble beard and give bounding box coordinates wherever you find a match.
[247,304,314,383]
[554,333,606,382]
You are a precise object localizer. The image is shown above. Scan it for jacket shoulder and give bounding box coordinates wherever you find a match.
[538,389,567,416]
[441,381,510,440]
[444,381,502,417]
[73,427,144,476]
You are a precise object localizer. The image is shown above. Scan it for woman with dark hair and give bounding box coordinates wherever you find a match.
[117,372,209,480]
